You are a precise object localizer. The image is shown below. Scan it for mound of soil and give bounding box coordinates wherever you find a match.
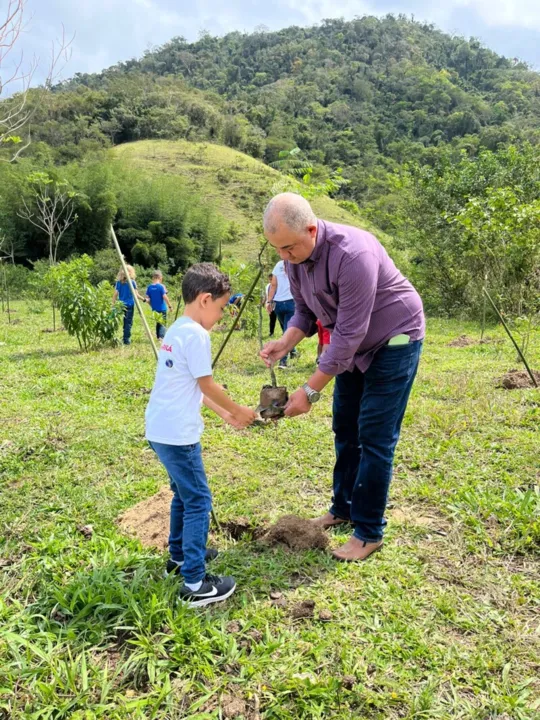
[291,599,315,619]
[117,486,172,550]
[498,369,540,390]
[448,335,476,347]
[261,515,329,551]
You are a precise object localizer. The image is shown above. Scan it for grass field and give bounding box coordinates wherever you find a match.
[1,302,539,719]
[113,140,392,264]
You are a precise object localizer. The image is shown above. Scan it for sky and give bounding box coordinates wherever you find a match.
[5,0,540,89]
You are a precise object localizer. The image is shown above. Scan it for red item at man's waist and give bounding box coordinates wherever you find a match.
[316,319,331,345]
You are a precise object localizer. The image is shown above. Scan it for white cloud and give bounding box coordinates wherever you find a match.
[453,0,540,30]
[277,0,376,24]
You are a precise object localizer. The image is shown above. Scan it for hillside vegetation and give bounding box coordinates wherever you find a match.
[113,140,391,262]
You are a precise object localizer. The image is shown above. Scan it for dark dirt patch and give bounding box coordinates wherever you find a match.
[117,487,172,550]
[128,387,151,397]
[77,524,94,539]
[261,515,329,551]
[498,369,540,390]
[342,675,356,690]
[291,599,316,619]
[256,384,288,420]
[448,335,476,347]
[221,517,264,540]
[447,335,501,347]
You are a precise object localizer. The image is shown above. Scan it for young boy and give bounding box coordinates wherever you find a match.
[146,270,173,340]
[145,263,257,606]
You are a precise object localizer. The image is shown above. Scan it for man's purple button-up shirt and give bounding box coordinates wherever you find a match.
[287,220,425,375]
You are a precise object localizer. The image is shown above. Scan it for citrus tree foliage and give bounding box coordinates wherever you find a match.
[403,144,540,316]
[46,255,123,350]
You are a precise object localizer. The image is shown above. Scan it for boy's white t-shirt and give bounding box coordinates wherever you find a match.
[145,317,212,446]
[272,261,293,302]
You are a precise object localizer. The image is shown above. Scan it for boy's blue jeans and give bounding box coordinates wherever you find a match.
[149,441,211,584]
[156,312,167,340]
[330,340,422,542]
[123,305,134,345]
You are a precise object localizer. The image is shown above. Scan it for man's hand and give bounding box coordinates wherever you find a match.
[284,388,312,418]
[230,405,258,428]
[260,340,287,367]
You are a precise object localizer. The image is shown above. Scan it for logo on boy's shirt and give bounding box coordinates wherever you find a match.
[161,344,173,353]
[165,359,173,368]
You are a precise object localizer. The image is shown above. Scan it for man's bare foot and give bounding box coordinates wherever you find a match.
[310,512,350,529]
[332,535,383,562]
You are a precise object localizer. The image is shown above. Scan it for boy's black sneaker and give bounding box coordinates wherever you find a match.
[179,573,236,607]
[165,548,219,576]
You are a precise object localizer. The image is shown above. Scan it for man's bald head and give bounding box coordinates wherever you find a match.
[262,193,319,264]
[263,193,317,235]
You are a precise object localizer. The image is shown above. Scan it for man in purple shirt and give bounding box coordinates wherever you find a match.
[260,193,425,561]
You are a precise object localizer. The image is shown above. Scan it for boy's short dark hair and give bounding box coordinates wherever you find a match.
[182,263,231,304]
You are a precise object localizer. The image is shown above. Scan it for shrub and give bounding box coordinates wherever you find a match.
[46,255,124,350]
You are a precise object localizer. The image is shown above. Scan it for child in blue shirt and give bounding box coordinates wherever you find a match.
[112,265,145,345]
[145,270,173,340]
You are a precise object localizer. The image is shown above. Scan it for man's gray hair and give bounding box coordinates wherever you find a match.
[263,192,317,234]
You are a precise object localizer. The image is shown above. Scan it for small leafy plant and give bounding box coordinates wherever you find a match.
[46,255,124,350]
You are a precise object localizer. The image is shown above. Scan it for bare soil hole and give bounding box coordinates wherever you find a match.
[221,517,264,540]
[498,369,540,390]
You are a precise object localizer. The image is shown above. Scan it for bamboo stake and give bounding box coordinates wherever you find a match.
[482,287,538,388]
[110,226,158,361]
[212,240,268,370]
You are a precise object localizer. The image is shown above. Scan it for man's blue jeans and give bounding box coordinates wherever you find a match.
[149,441,212,584]
[274,299,296,361]
[330,340,422,542]
[123,305,134,345]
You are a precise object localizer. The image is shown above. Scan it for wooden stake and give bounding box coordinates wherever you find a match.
[483,287,538,388]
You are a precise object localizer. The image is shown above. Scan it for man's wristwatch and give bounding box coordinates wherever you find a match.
[302,383,321,403]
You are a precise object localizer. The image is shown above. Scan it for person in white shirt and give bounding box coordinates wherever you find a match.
[265,260,297,368]
[264,272,277,337]
[145,263,256,606]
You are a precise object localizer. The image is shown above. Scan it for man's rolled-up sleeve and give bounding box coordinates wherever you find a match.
[287,267,317,337]
[318,251,379,376]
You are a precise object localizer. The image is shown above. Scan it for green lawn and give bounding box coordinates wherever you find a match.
[1,302,539,719]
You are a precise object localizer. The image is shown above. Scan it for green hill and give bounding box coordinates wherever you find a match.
[113,139,392,263]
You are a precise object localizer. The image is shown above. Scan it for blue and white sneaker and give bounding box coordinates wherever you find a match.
[179,573,236,607]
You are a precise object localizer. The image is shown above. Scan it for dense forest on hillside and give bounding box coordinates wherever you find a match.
[37,17,540,191]
[1,15,539,317]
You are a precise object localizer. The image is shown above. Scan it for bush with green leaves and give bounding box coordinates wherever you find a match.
[46,255,124,351]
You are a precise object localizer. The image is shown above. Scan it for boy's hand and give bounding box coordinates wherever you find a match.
[225,412,248,430]
[231,405,257,428]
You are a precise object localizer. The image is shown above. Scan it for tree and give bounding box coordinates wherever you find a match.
[46,255,124,351]
[18,172,79,265]
[0,0,72,161]
[403,144,540,319]
[18,172,79,329]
